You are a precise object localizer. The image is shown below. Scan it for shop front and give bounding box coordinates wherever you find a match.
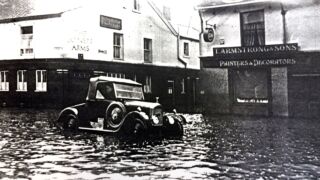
[201,43,298,116]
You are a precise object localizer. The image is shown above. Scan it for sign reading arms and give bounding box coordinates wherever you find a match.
[100,15,122,30]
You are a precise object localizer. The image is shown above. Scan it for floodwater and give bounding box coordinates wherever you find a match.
[0,108,319,179]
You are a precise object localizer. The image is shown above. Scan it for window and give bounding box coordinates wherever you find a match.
[17,70,27,91]
[144,76,152,93]
[144,38,152,63]
[181,78,185,94]
[133,0,140,11]
[106,72,126,79]
[163,6,171,20]
[233,69,269,104]
[20,26,34,56]
[167,80,174,95]
[113,33,123,59]
[35,70,47,92]
[183,42,189,56]
[241,10,265,46]
[0,71,9,91]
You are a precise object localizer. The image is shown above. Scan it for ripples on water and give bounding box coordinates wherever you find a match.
[0,109,319,179]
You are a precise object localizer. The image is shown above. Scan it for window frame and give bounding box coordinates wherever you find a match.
[17,70,27,92]
[35,70,47,92]
[20,26,34,56]
[113,33,124,60]
[143,38,152,63]
[0,71,9,92]
[240,9,265,46]
[183,42,189,57]
[144,76,152,94]
[133,0,141,12]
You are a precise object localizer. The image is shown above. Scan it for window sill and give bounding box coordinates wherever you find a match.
[34,90,47,92]
[132,9,141,14]
[113,58,124,61]
[16,90,27,92]
[183,55,190,58]
[0,90,9,92]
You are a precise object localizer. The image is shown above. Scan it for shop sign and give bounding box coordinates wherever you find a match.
[213,43,298,56]
[203,28,214,42]
[100,15,122,30]
[218,58,296,68]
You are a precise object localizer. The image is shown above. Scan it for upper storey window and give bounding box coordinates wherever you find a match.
[20,26,34,56]
[133,0,140,12]
[241,10,265,46]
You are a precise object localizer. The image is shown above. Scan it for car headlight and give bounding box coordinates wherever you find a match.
[151,115,159,125]
[167,116,175,125]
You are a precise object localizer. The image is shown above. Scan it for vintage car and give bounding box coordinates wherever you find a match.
[56,76,184,137]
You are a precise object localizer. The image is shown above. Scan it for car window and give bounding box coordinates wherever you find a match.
[114,83,144,100]
[96,82,114,99]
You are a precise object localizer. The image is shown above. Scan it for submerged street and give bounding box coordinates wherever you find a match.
[0,108,319,179]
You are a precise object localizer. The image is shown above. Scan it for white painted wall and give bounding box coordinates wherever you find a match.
[200,2,320,56]
[0,0,200,69]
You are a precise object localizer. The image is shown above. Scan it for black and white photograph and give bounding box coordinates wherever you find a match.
[0,0,319,179]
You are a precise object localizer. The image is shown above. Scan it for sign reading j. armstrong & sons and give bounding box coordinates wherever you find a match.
[213,43,298,56]
[100,15,122,30]
[201,43,299,68]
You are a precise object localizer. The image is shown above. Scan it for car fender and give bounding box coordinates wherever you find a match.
[122,111,148,129]
[123,111,149,122]
[57,107,79,122]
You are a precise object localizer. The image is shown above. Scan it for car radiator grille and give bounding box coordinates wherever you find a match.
[154,107,163,126]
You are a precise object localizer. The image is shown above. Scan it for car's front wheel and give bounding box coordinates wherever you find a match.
[122,118,146,137]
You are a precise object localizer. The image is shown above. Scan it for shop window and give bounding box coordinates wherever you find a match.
[183,42,189,56]
[181,78,185,94]
[20,26,34,56]
[241,10,265,46]
[133,0,140,12]
[0,71,9,91]
[233,69,268,104]
[35,70,47,92]
[17,70,27,91]
[144,38,152,63]
[144,76,152,93]
[113,33,123,60]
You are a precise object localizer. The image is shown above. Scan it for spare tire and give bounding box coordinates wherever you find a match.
[105,106,125,129]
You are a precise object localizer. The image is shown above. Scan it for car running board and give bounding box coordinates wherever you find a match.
[78,127,118,133]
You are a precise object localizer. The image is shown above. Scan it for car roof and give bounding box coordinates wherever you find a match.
[90,76,141,86]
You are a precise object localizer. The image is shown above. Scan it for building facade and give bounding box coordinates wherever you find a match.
[197,0,320,117]
[0,0,200,112]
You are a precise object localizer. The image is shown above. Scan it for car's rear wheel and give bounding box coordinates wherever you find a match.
[62,114,78,130]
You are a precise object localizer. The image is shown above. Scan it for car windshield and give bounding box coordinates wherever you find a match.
[114,83,144,100]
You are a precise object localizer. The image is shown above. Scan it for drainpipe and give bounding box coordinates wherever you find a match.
[280,3,287,44]
[198,10,204,57]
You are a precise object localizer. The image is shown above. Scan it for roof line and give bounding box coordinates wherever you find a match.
[0,12,63,24]
[147,0,178,36]
[196,0,271,10]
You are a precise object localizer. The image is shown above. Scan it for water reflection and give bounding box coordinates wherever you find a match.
[0,109,319,179]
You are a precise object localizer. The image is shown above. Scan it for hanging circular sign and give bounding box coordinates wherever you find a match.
[203,28,214,42]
